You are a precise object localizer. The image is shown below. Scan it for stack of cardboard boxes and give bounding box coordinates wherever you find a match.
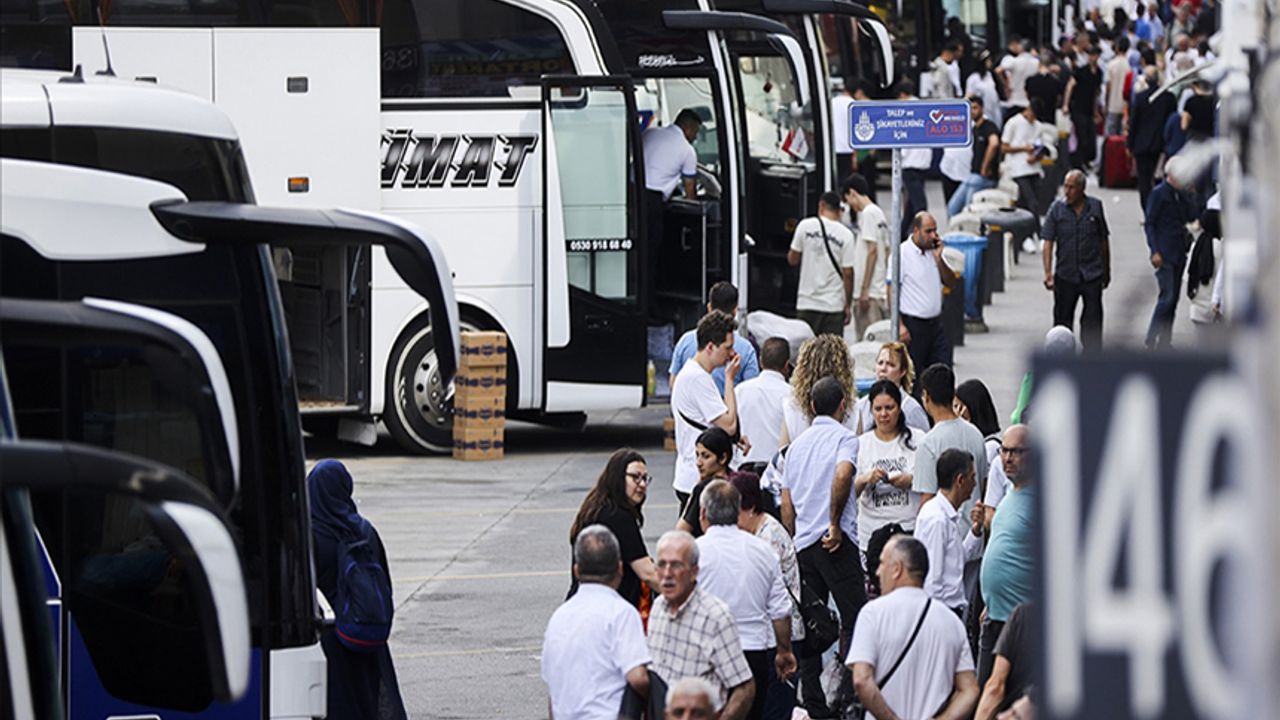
[453,331,507,461]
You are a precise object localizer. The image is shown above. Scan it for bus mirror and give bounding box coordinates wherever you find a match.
[766,33,811,108]
[0,440,251,708]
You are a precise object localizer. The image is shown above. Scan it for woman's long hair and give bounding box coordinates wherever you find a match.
[569,448,647,543]
[866,380,914,450]
[791,335,855,419]
[956,379,1001,438]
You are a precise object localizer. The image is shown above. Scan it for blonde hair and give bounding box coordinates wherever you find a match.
[790,335,855,420]
[879,341,915,395]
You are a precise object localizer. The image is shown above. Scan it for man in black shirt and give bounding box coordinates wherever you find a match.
[946,95,1001,217]
[1062,45,1103,170]
[1024,57,1063,124]
[974,603,1033,719]
[1041,170,1111,351]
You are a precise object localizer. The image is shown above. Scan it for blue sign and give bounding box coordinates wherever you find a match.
[849,100,972,149]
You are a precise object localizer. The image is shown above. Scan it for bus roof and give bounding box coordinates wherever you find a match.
[0,69,238,140]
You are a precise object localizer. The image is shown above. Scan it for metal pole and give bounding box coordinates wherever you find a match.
[891,148,903,341]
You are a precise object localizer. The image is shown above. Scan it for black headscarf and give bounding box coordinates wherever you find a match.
[307,459,371,543]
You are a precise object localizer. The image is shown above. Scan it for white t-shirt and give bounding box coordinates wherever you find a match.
[542,584,652,720]
[790,216,856,313]
[642,124,697,199]
[671,359,728,494]
[854,203,891,301]
[998,52,1040,107]
[735,370,791,463]
[1001,113,1044,179]
[888,240,943,319]
[855,428,924,550]
[846,586,975,720]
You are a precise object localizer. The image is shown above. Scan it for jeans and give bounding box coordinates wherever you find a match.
[947,173,996,217]
[1135,153,1159,218]
[978,618,1006,688]
[763,646,797,720]
[901,168,929,239]
[1013,174,1042,218]
[1071,112,1098,169]
[1146,261,1184,348]
[1053,275,1104,351]
[744,649,771,720]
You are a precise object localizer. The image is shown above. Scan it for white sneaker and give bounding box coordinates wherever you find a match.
[1022,237,1038,254]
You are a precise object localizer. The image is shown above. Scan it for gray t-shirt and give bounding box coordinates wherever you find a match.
[911,418,989,520]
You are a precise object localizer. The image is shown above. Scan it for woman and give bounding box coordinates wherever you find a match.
[307,460,408,720]
[965,49,1002,127]
[729,471,802,720]
[853,342,930,434]
[778,334,856,446]
[853,382,923,562]
[568,448,658,609]
[676,427,734,538]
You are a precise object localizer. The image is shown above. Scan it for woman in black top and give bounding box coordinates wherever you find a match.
[568,448,658,609]
[675,426,734,538]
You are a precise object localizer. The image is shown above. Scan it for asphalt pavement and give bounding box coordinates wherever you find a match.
[309,174,1202,718]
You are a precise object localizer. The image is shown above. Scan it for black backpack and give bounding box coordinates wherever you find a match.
[334,535,394,653]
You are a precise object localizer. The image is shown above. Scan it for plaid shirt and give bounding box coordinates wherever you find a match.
[648,586,753,700]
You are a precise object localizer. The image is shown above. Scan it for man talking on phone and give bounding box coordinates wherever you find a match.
[887,212,958,386]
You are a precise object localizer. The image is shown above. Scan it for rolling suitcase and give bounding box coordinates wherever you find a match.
[1101,135,1136,187]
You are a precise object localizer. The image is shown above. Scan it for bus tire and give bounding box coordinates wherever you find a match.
[384,315,454,455]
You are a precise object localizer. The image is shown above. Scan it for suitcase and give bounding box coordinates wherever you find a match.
[1101,135,1136,188]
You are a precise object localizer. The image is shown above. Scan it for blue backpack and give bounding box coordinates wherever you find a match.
[334,535,394,653]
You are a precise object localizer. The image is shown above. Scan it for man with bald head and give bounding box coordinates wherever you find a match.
[888,212,959,379]
[978,425,1035,685]
[1041,169,1111,352]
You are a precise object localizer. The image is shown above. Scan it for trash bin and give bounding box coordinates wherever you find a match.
[943,273,965,348]
[982,207,1038,266]
[944,233,987,320]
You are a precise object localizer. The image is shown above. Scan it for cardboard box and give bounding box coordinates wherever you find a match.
[459,331,508,369]
[663,417,676,451]
[452,425,504,461]
[454,397,506,427]
[455,367,507,403]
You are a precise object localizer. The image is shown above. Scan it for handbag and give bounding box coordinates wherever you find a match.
[787,581,840,652]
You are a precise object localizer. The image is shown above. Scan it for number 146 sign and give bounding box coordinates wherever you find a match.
[1031,353,1272,720]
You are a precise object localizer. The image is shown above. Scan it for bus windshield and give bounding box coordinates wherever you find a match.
[736,52,813,165]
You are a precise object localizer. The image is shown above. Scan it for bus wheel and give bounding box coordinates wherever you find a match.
[385,316,454,454]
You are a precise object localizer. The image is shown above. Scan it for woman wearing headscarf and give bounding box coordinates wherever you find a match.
[308,459,407,720]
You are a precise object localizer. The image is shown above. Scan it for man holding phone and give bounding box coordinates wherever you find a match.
[888,212,958,384]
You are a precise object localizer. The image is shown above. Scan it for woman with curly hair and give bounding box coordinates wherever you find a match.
[853,341,930,434]
[567,448,658,609]
[778,334,856,446]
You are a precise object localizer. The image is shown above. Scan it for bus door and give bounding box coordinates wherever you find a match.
[540,76,648,411]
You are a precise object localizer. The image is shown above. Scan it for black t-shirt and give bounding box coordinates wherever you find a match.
[1025,73,1062,122]
[1184,94,1215,137]
[993,602,1034,712]
[680,479,712,538]
[1069,65,1103,114]
[567,503,649,607]
[970,119,1000,177]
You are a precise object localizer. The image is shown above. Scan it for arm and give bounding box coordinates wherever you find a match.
[787,248,802,266]
[1041,237,1056,289]
[822,460,854,551]
[981,132,1000,177]
[675,517,695,534]
[855,467,886,497]
[852,662,900,720]
[915,515,947,597]
[625,665,650,697]
[933,246,959,289]
[1061,76,1076,113]
[975,657,1013,720]
[721,681,756,720]
[771,617,797,680]
[780,488,796,536]
[1100,229,1112,287]
[860,239,879,302]
[630,557,658,587]
[934,671,980,720]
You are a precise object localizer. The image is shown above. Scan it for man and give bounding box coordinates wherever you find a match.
[915,449,984,616]
[979,426,1034,686]
[912,364,988,514]
[975,603,1035,720]
[889,213,958,377]
[779,377,865,718]
[1025,56,1065,125]
[923,41,963,99]
[665,678,720,720]
[734,337,791,463]
[896,80,932,240]
[696,480,797,720]
[1144,155,1195,349]
[644,109,702,294]
[996,36,1040,119]
[946,96,1002,217]
[847,535,980,720]
[843,173,890,339]
[1041,169,1112,352]
[542,525,652,718]
[649,530,755,718]
[671,311,744,506]
[1001,100,1047,220]
[788,191,856,336]
[1104,35,1132,136]
[670,282,760,395]
[1063,45,1104,170]
[1128,65,1175,216]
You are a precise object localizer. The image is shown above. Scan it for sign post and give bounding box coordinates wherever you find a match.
[848,100,971,341]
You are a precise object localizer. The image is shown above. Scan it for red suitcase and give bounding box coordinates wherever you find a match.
[1101,135,1136,187]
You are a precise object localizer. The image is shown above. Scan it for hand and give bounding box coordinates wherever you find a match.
[888,472,913,490]
[1043,273,1054,291]
[1150,252,1163,269]
[725,352,742,380]
[970,501,986,534]
[843,305,853,326]
[737,435,752,456]
[898,321,911,344]
[821,525,842,553]
[775,649,798,681]
[858,293,870,313]
[871,467,889,485]
[1104,270,1111,289]
[931,240,945,261]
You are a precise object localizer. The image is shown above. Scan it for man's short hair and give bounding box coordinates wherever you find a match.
[701,479,741,526]
[820,191,842,212]
[1087,44,1102,55]
[935,448,974,491]
[910,211,933,232]
[1064,169,1087,189]
[1116,35,1131,52]
[894,78,916,97]
[666,676,720,711]
[707,281,738,313]
[675,108,703,128]
[887,534,930,583]
[944,40,962,54]
[573,525,621,579]
[760,337,790,371]
[919,362,955,406]
[657,530,700,567]
[967,93,984,108]
[1028,97,1046,118]
[842,173,870,198]
[810,375,846,417]
[695,310,736,350]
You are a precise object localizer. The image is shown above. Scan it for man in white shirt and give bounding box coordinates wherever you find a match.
[915,449,984,615]
[643,108,702,297]
[888,212,958,376]
[696,480,796,720]
[542,525,652,719]
[996,36,1040,118]
[671,311,744,506]
[848,535,979,720]
[1001,100,1047,220]
[922,41,963,98]
[1104,36,1132,136]
[788,191,856,336]
[734,338,791,463]
[842,173,890,340]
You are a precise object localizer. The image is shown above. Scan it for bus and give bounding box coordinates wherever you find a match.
[0,70,458,718]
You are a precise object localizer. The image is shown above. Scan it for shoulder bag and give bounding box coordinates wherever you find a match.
[817,217,845,278]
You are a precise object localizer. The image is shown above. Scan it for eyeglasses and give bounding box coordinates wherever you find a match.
[999,446,1029,456]
[626,472,653,486]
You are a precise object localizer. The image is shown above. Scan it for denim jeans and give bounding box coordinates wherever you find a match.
[1146,261,1184,348]
[946,173,996,217]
